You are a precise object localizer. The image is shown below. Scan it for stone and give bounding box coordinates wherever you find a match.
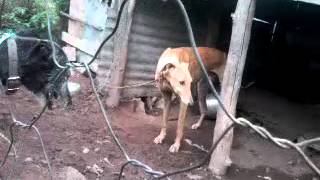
[82,147,90,154]
[186,173,203,180]
[24,157,33,163]
[85,164,104,177]
[57,166,86,180]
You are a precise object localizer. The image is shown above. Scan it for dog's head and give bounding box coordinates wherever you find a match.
[19,39,71,107]
[160,63,194,105]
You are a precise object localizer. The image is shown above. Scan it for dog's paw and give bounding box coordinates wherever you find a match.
[169,143,180,153]
[191,123,201,130]
[154,134,165,144]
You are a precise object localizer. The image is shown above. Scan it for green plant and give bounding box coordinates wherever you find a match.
[0,0,69,33]
[2,7,32,29]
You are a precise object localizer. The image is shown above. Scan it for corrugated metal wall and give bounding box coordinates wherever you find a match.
[121,0,208,98]
[96,7,117,91]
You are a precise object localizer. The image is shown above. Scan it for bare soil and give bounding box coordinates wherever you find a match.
[0,73,319,180]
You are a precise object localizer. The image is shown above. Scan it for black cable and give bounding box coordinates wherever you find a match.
[43,0,128,68]
[155,123,235,179]
[84,63,129,160]
[118,160,134,180]
[87,0,128,65]
[28,102,49,128]
[27,64,70,128]
[174,0,237,123]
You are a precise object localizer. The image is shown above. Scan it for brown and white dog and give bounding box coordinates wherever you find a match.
[154,47,226,153]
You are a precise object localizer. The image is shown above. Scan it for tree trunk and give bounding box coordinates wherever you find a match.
[209,0,256,176]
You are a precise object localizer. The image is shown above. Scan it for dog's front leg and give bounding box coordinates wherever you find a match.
[192,78,208,129]
[154,91,172,144]
[169,102,188,153]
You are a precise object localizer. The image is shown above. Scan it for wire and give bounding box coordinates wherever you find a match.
[14,36,75,68]
[44,0,68,69]
[0,123,15,168]
[0,82,53,179]
[87,0,128,65]
[155,123,235,179]
[0,132,16,159]
[174,0,320,176]
[28,102,49,128]
[174,0,234,123]
[43,0,128,68]
[9,110,53,180]
[84,63,129,159]
[106,80,156,89]
[118,159,166,180]
[84,63,167,179]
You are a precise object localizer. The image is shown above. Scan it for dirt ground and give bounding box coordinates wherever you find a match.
[0,73,319,180]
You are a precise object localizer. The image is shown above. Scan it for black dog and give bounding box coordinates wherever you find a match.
[0,30,71,108]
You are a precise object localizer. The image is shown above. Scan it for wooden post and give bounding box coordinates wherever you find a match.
[209,0,256,176]
[106,0,135,107]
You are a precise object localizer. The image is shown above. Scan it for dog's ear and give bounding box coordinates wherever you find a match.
[162,64,175,77]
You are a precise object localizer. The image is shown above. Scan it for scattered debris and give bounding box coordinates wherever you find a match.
[68,151,77,156]
[24,157,33,163]
[94,147,100,152]
[40,159,48,165]
[32,136,39,140]
[95,139,111,145]
[103,157,115,167]
[186,173,203,180]
[257,175,272,180]
[112,171,125,178]
[85,164,104,177]
[82,147,90,154]
[184,139,209,153]
[57,166,86,180]
[181,150,192,154]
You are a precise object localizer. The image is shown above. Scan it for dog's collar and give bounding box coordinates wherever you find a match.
[6,38,21,95]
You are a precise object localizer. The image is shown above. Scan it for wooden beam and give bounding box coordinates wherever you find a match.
[209,0,256,176]
[60,11,104,31]
[106,0,136,107]
[61,32,100,56]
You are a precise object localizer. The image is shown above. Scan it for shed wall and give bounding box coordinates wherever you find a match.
[121,0,207,98]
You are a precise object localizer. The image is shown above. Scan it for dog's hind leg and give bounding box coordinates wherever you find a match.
[61,81,72,107]
[169,102,188,153]
[154,91,172,144]
[192,78,208,130]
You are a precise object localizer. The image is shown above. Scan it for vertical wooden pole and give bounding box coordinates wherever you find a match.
[106,0,135,107]
[209,0,256,176]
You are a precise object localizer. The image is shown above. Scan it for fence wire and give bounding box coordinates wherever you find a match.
[0,84,53,180]
[0,0,319,179]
